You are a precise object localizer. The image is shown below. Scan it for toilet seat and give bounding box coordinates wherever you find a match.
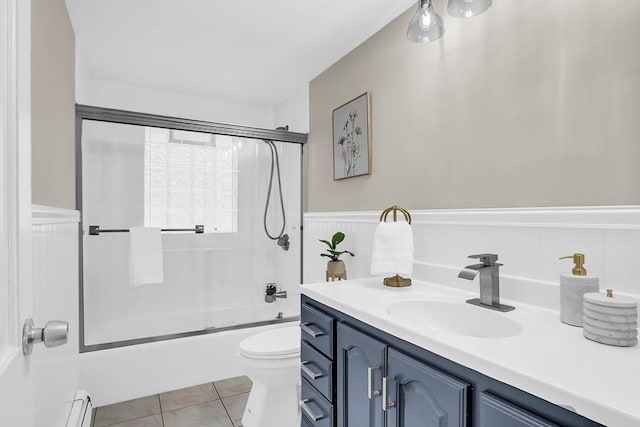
[238,326,300,360]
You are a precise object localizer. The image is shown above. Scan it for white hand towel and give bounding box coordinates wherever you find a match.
[129,227,164,286]
[370,221,414,277]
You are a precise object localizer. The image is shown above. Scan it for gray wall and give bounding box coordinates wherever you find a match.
[306,0,640,212]
[31,0,76,209]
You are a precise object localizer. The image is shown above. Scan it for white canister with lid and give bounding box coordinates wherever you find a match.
[582,289,638,347]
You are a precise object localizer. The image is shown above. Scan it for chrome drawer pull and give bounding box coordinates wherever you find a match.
[382,375,396,412]
[299,399,326,422]
[300,322,324,337]
[367,366,380,399]
[301,361,323,380]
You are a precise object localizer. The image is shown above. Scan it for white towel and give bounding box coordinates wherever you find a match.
[370,221,414,277]
[129,227,164,286]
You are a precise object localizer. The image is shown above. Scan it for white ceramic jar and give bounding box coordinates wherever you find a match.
[582,290,638,347]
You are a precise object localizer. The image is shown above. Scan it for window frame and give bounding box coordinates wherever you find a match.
[143,129,239,234]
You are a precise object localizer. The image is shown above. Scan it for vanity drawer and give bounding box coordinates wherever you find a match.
[478,392,559,427]
[301,377,334,427]
[301,303,335,359]
[301,340,334,402]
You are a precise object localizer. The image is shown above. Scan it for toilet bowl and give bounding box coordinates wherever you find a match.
[238,325,301,427]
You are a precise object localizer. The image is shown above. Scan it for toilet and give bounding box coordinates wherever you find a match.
[238,325,301,427]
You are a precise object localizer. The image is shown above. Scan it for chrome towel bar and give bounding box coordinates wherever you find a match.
[88,225,204,235]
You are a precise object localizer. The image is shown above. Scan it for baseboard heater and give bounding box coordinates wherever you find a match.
[66,390,92,427]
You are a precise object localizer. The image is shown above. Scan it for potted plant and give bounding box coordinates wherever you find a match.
[320,231,355,281]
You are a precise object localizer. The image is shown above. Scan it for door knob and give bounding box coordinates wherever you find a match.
[22,318,69,356]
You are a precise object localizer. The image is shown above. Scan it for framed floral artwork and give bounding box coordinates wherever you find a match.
[332,92,371,180]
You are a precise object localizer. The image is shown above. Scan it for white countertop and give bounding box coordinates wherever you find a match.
[301,278,640,427]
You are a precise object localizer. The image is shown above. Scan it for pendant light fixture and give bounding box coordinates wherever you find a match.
[407,0,492,43]
[406,0,445,43]
[447,0,492,18]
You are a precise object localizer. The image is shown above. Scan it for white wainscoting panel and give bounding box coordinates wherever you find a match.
[31,205,81,427]
[304,206,640,311]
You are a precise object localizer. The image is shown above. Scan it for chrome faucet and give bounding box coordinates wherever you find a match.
[265,283,287,303]
[458,254,515,312]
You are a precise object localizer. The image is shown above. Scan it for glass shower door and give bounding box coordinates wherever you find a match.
[79,118,302,350]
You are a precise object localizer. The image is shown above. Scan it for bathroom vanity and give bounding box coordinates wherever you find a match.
[298,278,640,427]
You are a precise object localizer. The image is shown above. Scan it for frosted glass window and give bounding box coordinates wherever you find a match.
[144,128,237,232]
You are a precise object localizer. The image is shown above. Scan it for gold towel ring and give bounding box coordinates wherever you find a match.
[377,205,412,288]
[379,205,412,224]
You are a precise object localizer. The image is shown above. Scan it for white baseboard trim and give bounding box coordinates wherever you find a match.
[304,206,640,230]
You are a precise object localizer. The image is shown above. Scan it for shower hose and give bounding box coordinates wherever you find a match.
[263,139,289,250]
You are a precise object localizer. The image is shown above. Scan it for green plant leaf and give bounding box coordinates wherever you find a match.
[319,232,353,260]
[320,253,338,261]
[331,250,354,258]
[318,239,333,249]
[331,232,345,248]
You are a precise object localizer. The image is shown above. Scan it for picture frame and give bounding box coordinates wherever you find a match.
[332,92,371,180]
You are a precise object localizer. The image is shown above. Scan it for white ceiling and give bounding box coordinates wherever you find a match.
[65,0,416,107]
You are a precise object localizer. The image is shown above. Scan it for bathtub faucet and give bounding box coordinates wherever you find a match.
[265,283,287,303]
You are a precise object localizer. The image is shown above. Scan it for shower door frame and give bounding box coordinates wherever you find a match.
[75,104,307,353]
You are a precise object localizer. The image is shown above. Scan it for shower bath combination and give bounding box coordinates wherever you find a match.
[77,106,306,353]
[75,106,307,414]
[263,126,290,251]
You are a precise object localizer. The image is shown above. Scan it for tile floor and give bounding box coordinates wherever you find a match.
[92,376,252,427]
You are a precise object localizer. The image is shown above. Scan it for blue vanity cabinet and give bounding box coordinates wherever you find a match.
[302,294,604,427]
[301,340,334,402]
[302,377,335,427]
[335,323,468,427]
[301,302,335,359]
[336,323,387,427]
[386,348,469,427]
[477,392,558,427]
[300,301,337,427]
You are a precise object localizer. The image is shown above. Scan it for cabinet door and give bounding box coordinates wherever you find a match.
[386,349,469,427]
[478,392,558,427]
[336,323,386,427]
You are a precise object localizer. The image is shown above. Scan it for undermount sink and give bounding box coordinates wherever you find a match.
[386,299,522,338]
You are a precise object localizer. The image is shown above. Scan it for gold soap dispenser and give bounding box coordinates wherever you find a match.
[559,253,599,327]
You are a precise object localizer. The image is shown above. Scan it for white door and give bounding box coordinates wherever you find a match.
[0,0,35,425]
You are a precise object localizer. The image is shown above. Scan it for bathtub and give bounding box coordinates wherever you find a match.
[83,298,300,348]
[79,315,299,406]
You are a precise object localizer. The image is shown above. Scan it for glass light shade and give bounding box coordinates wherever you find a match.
[447,0,492,18]
[407,0,445,43]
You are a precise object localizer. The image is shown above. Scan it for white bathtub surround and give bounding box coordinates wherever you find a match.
[301,278,640,427]
[304,206,640,311]
[79,321,299,407]
[31,205,82,426]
